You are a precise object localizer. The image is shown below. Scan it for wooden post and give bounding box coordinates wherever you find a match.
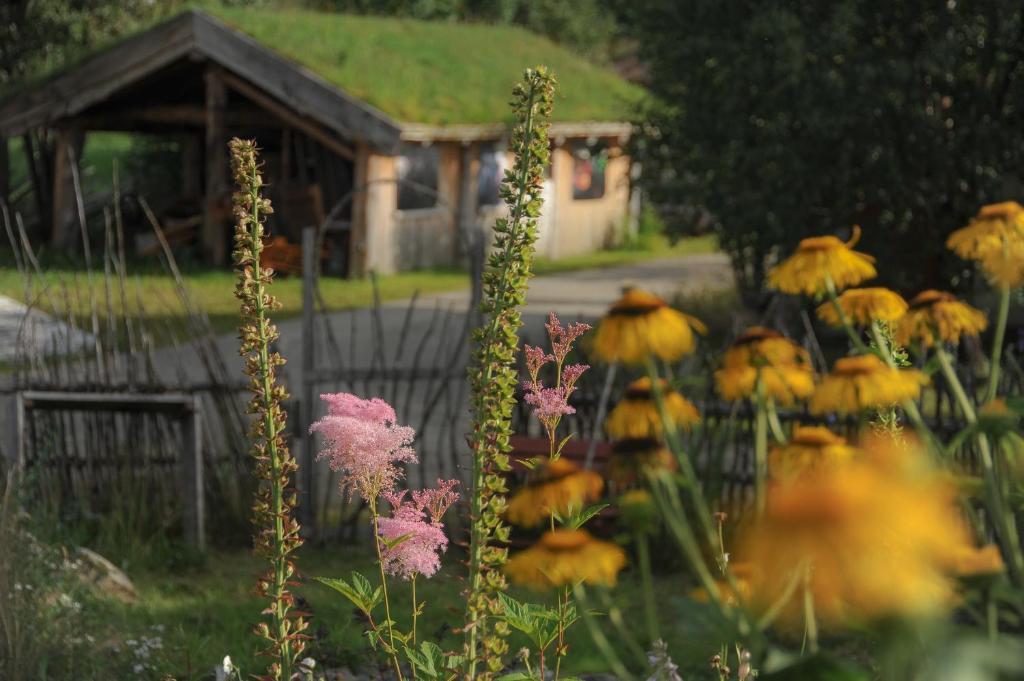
[181,394,206,550]
[299,225,316,533]
[0,137,9,209]
[203,67,228,266]
[349,143,369,277]
[50,128,85,249]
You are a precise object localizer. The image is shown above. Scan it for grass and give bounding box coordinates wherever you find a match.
[533,233,719,275]
[93,544,724,680]
[0,235,720,340]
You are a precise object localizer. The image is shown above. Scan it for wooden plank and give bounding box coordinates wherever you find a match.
[203,66,228,266]
[192,12,401,153]
[21,390,197,413]
[50,131,69,247]
[219,71,355,162]
[72,105,274,130]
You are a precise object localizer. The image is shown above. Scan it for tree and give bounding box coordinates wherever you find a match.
[622,1,1024,297]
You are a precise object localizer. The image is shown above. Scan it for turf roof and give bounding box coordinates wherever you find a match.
[206,6,644,126]
[4,6,645,128]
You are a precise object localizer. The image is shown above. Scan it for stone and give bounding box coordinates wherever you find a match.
[74,547,137,603]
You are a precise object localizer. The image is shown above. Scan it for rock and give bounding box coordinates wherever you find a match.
[73,547,137,603]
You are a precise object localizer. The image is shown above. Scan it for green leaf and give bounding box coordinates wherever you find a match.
[314,572,382,616]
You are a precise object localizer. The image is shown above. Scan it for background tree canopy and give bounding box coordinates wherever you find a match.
[621,0,1024,297]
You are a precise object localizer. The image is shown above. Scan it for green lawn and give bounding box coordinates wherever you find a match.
[0,235,719,340]
[94,545,722,680]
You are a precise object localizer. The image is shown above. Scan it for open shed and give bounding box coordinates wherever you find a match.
[0,8,644,275]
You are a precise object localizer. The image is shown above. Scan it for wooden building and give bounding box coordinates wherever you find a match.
[0,8,643,275]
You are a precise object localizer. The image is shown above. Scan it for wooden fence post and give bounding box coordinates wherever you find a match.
[181,394,206,550]
[300,226,316,533]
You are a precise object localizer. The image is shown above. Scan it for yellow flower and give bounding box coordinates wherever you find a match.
[607,437,677,490]
[504,529,627,590]
[810,354,926,415]
[947,202,1024,287]
[714,328,815,405]
[895,290,988,347]
[948,544,1006,577]
[768,226,877,296]
[605,377,700,439]
[815,287,908,327]
[768,426,859,480]
[740,436,973,629]
[505,458,604,528]
[591,287,707,364]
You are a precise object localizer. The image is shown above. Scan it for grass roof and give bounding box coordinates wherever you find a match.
[203,6,646,126]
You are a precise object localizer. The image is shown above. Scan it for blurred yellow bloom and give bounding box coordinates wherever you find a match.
[605,377,700,439]
[504,529,626,590]
[810,354,926,414]
[505,457,604,528]
[947,202,1024,287]
[895,290,988,347]
[607,437,677,490]
[949,544,1006,577]
[715,328,815,405]
[591,288,707,364]
[741,436,973,629]
[690,562,753,607]
[815,287,908,327]
[768,226,877,296]
[768,426,859,480]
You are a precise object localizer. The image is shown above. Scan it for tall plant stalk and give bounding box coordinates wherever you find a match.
[231,138,307,680]
[463,67,556,680]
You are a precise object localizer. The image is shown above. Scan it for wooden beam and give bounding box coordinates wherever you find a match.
[220,71,355,162]
[203,67,228,266]
[71,105,276,131]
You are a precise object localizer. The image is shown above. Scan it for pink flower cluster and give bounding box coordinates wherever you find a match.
[310,393,417,502]
[522,313,591,444]
[378,480,460,579]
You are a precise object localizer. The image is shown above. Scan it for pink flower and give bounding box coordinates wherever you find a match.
[377,492,451,580]
[320,393,397,423]
[311,394,416,502]
[525,387,575,421]
[524,345,553,386]
[545,313,592,363]
[560,363,589,394]
[412,479,461,523]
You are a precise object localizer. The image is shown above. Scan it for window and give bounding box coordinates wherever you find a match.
[477,142,507,207]
[397,143,439,210]
[571,140,607,200]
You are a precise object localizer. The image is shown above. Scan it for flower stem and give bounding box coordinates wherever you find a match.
[754,375,768,516]
[635,530,659,644]
[935,345,1024,585]
[371,501,405,681]
[825,277,870,354]
[802,563,819,655]
[987,284,1011,403]
[411,574,418,647]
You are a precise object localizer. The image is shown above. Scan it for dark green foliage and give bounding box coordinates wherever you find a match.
[624,0,1024,296]
[0,0,157,85]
